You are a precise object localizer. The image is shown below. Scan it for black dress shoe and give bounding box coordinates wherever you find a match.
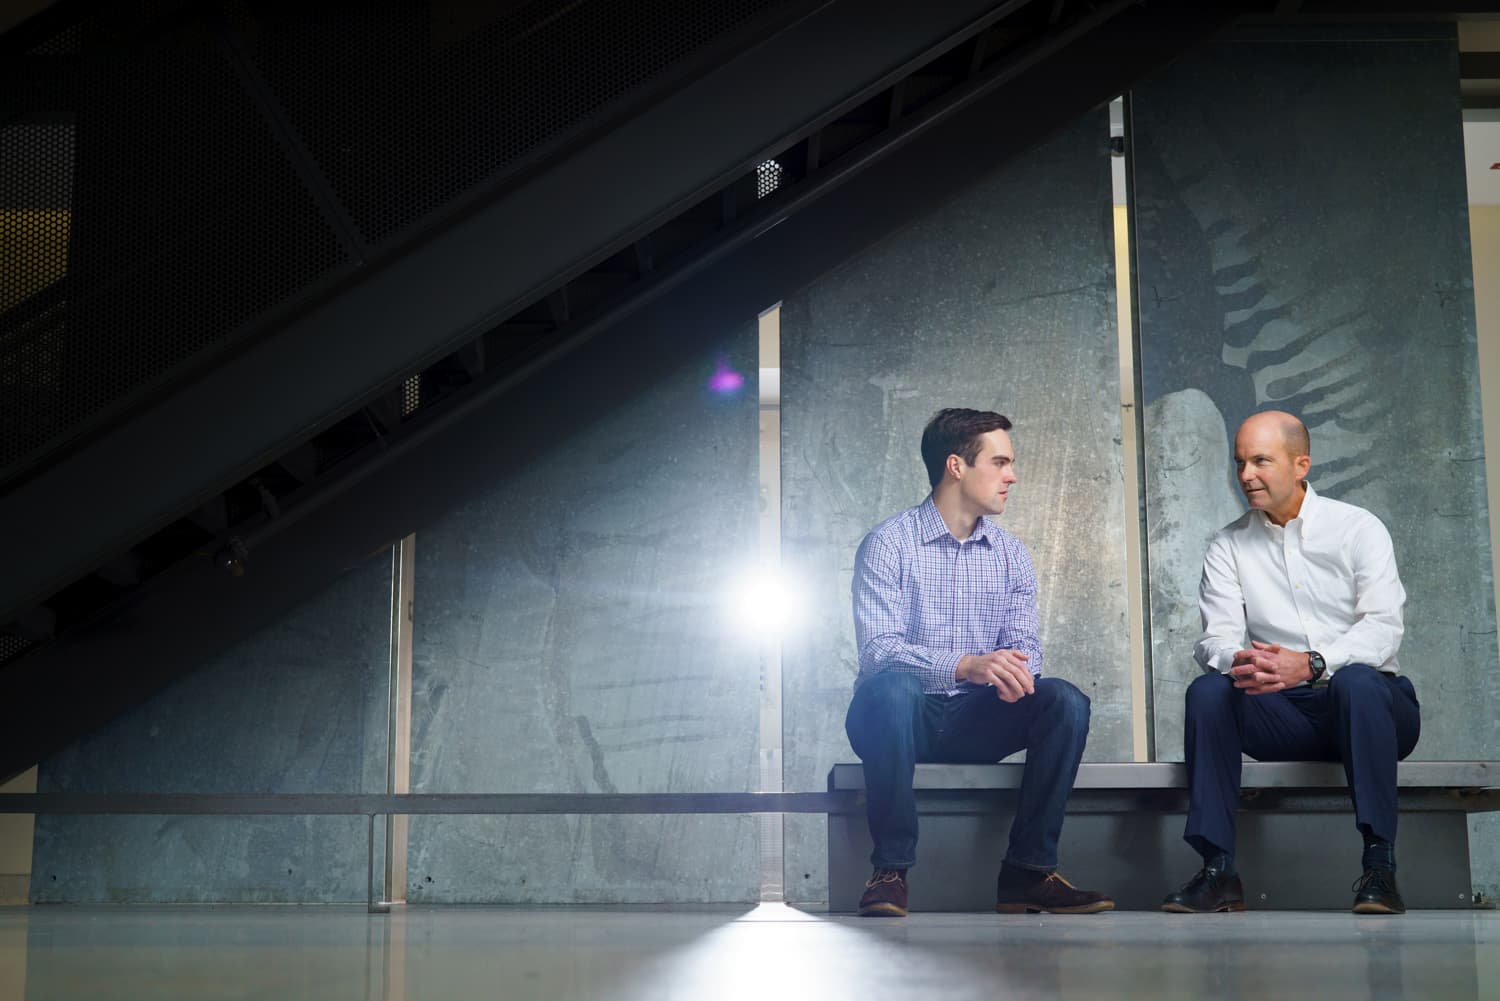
[1352,867,1405,914]
[1162,866,1247,913]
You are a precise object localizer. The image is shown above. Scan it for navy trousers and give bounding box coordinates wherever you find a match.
[844,671,1091,871]
[1183,665,1421,857]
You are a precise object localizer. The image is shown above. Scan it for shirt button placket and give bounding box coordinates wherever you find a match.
[953,541,962,644]
[1286,536,1311,634]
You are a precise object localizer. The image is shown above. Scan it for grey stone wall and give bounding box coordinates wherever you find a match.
[778,112,1129,903]
[31,557,391,902]
[404,331,763,904]
[1132,26,1499,888]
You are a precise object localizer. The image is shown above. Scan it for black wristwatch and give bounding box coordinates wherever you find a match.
[1306,651,1327,684]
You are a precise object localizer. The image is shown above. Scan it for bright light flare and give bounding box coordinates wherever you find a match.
[728,567,804,636]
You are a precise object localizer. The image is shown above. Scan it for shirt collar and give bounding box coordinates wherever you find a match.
[1255,482,1322,530]
[917,495,996,545]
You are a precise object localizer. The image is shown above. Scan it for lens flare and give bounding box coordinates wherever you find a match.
[707,356,746,396]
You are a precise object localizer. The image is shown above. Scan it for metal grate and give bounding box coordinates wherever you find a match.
[401,374,422,418]
[0,121,73,476]
[0,124,71,315]
[0,631,34,667]
[755,159,784,200]
[0,3,350,482]
[238,0,794,246]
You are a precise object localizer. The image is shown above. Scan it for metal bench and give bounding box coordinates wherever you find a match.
[826,761,1500,911]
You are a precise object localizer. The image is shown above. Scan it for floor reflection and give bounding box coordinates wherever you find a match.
[0,906,26,999]
[0,904,1494,1000]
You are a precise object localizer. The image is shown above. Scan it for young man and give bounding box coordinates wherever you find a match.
[846,407,1113,917]
[1164,410,1420,915]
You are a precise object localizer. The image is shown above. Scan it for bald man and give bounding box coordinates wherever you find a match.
[1163,411,1420,915]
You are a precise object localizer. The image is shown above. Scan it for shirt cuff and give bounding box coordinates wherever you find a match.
[1200,647,1236,674]
[1318,643,1351,673]
[937,650,965,687]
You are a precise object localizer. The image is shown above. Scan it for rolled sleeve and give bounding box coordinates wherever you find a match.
[996,540,1044,677]
[1195,532,1245,674]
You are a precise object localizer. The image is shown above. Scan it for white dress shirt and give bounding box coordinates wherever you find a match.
[1194,484,1405,679]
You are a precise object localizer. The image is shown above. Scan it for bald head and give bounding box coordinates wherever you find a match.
[1233,411,1311,525]
[1239,411,1309,461]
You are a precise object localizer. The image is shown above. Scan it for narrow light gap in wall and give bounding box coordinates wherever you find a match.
[1462,107,1500,677]
[1461,105,1500,908]
[383,534,416,908]
[1111,96,1152,764]
[756,302,786,902]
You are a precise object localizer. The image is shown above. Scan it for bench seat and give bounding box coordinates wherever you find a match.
[826,761,1499,912]
[831,759,1500,790]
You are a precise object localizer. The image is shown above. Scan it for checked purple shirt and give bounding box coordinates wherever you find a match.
[852,495,1043,696]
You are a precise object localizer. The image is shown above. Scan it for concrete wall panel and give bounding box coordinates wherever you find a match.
[405,332,762,903]
[31,557,392,902]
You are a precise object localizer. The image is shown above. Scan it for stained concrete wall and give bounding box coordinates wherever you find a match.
[30,557,392,902]
[1134,25,1499,874]
[404,331,763,904]
[778,112,1129,903]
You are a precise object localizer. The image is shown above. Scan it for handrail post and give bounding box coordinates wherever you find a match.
[368,813,390,914]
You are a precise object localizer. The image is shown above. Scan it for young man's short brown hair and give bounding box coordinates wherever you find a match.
[920,408,1013,488]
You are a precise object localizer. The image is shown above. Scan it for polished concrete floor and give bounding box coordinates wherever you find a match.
[1,903,1497,1000]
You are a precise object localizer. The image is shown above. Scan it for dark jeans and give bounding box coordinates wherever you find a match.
[844,671,1091,871]
[1183,665,1421,857]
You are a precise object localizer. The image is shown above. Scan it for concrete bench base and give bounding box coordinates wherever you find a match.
[827,762,1500,912]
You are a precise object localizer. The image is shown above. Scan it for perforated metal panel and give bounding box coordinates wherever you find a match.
[401,374,422,417]
[755,158,784,199]
[0,633,34,665]
[0,122,72,473]
[0,3,349,482]
[0,124,70,314]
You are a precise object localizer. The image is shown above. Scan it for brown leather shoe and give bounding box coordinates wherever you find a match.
[994,867,1114,914]
[858,868,908,917]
